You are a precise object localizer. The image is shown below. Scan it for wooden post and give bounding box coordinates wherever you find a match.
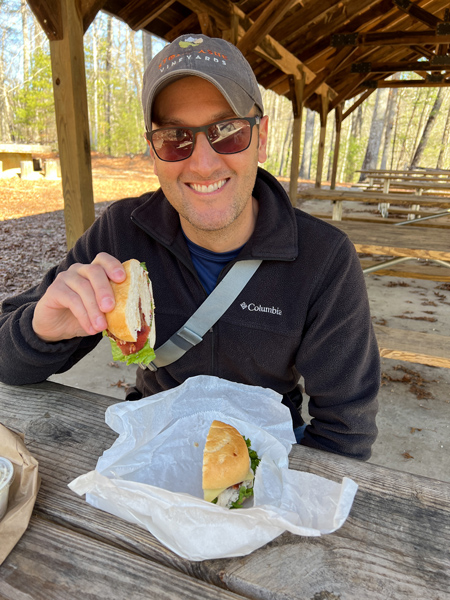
[330,104,342,190]
[49,0,95,249]
[288,72,304,206]
[331,104,343,220]
[315,93,329,189]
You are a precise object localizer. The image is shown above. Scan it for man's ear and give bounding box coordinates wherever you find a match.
[257,115,269,164]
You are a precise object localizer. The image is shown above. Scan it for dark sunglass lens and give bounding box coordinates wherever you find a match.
[152,128,193,161]
[209,120,251,154]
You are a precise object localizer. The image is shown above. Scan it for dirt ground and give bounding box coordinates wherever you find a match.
[1,156,449,483]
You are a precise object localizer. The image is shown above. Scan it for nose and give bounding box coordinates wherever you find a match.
[188,131,223,174]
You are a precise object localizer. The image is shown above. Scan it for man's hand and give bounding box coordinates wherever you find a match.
[32,253,126,342]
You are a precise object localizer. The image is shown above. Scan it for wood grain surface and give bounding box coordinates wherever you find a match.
[0,516,246,600]
[297,187,450,208]
[1,380,450,599]
[330,220,450,261]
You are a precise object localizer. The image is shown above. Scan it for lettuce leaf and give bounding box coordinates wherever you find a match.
[230,484,254,509]
[104,333,156,366]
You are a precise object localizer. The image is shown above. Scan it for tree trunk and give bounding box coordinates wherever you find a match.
[143,32,153,71]
[410,87,445,169]
[359,88,389,181]
[92,22,99,150]
[396,88,421,169]
[436,94,450,170]
[279,115,293,176]
[21,0,30,81]
[379,88,398,170]
[105,15,113,155]
[299,108,315,179]
[0,29,11,142]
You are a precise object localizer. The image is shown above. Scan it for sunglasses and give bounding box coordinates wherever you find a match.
[145,116,261,162]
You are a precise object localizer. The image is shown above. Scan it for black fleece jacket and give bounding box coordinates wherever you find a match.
[0,168,380,459]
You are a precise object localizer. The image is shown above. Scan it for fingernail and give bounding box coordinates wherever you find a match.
[113,268,125,280]
[102,297,114,311]
[96,316,107,330]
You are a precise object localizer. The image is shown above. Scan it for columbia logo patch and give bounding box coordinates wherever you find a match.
[240,302,282,316]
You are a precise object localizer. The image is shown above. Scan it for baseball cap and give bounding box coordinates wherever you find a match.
[142,34,264,130]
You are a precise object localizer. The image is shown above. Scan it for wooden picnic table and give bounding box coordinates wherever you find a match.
[1,380,450,599]
[298,186,450,221]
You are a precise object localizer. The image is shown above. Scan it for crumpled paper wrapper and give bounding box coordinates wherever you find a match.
[69,376,358,560]
[0,424,40,565]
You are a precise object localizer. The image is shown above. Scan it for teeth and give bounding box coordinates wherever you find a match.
[190,179,227,193]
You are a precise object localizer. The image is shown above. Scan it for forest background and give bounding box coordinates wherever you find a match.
[1,0,450,182]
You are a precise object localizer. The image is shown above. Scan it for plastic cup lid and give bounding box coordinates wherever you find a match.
[0,457,14,491]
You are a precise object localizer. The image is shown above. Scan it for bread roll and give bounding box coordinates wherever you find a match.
[202,420,250,491]
[105,259,155,345]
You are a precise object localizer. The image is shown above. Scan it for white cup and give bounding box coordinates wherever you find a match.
[0,457,14,520]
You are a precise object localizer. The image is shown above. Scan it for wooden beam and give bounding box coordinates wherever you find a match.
[392,0,441,29]
[315,93,329,188]
[197,13,221,37]
[50,0,95,249]
[329,74,371,112]
[180,0,333,98]
[303,47,357,102]
[165,13,199,42]
[330,104,342,190]
[288,73,305,205]
[26,0,62,40]
[117,0,176,31]
[342,89,375,120]
[236,0,296,57]
[222,5,239,45]
[81,0,108,32]
[362,79,450,88]
[352,59,450,73]
[332,30,450,47]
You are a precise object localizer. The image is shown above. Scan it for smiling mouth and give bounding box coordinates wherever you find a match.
[188,179,228,193]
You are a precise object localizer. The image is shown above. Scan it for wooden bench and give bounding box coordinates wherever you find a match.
[297,187,450,221]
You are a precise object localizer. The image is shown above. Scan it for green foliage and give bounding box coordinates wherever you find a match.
[14,47,54,142]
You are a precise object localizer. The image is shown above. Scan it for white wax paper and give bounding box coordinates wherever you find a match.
[69,375,358,560]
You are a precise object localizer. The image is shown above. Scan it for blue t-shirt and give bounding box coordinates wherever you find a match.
[183,234,244,294]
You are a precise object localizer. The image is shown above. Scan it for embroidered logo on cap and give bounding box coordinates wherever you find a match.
[179,36,204,48]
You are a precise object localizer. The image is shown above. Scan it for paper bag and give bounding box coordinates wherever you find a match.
[70,376,358,560]
[0,424,40,565]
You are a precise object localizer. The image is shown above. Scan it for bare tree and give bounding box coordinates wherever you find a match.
[410,87,445,169]
[379,88,398,170]
[0,28,12,142]
[436,94,450,170]
[359,88,389,180]
[105,14,113,155]
[299,108,315,179]
[143,32,153,71]
[20,0,30,81]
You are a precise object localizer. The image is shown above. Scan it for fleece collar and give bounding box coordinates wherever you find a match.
[131,167,298,262]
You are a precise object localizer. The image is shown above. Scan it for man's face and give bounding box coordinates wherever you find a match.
[149,76,268,250]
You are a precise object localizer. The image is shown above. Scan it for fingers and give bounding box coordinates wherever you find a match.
[32,254,126,342]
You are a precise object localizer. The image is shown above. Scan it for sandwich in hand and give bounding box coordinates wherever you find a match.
[202,420,260,509]
[103,259,156,365]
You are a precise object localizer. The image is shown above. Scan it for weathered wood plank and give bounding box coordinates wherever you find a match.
[297,187,450,207]
[374,325,450,368]
[0,516,245,600]
[330,220,450,262]
[1,381,450,599]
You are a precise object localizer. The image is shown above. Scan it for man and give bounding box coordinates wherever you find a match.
[0,35,380,459]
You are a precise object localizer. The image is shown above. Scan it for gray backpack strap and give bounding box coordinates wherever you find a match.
[146,259,262,371]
